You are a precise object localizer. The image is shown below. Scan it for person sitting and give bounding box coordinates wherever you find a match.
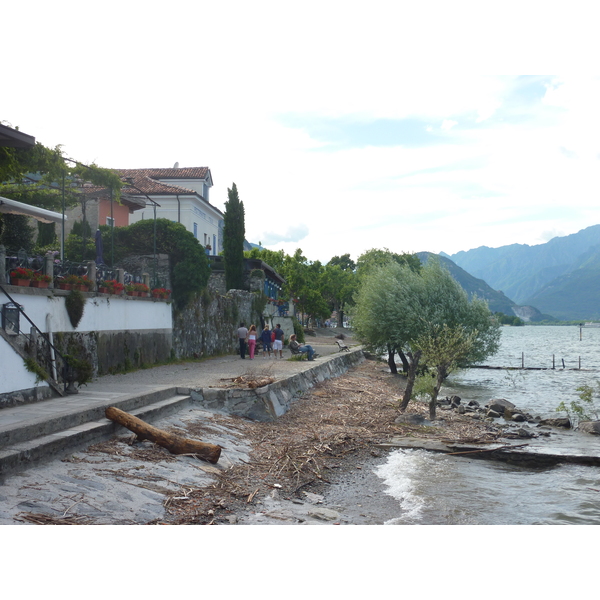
[289,334,315,360]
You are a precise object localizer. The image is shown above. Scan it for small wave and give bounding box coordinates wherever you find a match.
[374,449,445,524]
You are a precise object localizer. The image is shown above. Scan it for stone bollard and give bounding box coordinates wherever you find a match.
[45,252,55,288]
[87,261,97,288]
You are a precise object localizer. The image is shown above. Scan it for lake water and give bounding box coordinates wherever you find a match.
[375,326,600,524]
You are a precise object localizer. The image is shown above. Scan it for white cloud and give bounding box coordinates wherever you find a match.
[261,224,309,246]
[4,4,600,264]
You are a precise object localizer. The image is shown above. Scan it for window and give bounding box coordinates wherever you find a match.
[193,223,198,238]
[106,217,115,227]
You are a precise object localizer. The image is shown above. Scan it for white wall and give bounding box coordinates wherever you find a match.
[0,289,172,395]
[5,291,172,334]
[0,335,43,394]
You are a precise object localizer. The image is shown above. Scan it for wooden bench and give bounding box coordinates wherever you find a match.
[336,339,350,352]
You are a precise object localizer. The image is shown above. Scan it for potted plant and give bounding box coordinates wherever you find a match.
[57,274,83,290]
[151,287,171,299]
[125,283,137,296]
[99,279,124,295]
[134,283,150,296]
[80,275,94,292]
[30,272,52,289]
[10,267,34,287]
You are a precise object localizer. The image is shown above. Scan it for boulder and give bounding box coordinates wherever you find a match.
[486,398,516,415]
[578,421,600,435]
[539,417,571,429]
[486,409,502,419]
[512,413,526,422]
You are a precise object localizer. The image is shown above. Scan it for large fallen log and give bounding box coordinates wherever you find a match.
[105,406,221,464]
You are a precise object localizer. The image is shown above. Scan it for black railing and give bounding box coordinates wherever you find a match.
[0,284,71,393]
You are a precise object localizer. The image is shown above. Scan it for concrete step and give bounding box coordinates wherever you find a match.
[0,391,192,480]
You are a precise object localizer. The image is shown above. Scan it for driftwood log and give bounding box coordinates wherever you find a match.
[105,406,221,464]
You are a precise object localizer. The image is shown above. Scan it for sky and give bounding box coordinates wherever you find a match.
[3,1,600,264]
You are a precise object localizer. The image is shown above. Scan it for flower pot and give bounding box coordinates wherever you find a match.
[98,287,110,294]
[126,291,137,297]
[73,284,87,292]
[11,278,31,287]
[58,283,73,290]
[30,281,49,289]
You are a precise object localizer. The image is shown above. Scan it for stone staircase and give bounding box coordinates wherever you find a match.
[0,385,192,480]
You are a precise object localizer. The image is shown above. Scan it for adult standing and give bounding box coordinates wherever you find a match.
[261,325,273,358]
[273,323,285,359]
[237,322,248,359]
[247,324,257,359]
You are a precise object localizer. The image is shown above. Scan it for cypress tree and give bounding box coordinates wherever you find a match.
[222,182,246,290]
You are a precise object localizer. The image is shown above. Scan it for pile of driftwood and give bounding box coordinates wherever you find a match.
[216,373,275,389]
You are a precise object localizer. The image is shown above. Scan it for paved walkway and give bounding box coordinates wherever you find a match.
[0,333,350,452]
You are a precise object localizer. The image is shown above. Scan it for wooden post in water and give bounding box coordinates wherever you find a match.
[522,352,524,369]
[579,356,581,369]
[553,354,555,369]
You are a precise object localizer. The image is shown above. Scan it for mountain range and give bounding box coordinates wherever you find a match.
[440,224,600,321]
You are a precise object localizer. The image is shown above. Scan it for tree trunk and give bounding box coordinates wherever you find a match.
[387,344,397,375]
[428,366,447,420]
[105,406,222,464]
[399,350,421,411]
[397,350,410,375]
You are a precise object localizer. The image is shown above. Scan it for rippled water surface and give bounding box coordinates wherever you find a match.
[376,326,600,524]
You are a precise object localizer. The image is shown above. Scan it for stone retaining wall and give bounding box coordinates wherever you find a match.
[189,348,364,421]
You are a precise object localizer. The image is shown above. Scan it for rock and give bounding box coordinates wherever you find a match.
[395,414,430,425]
[539,417,571,429]
[516,427,534,438]
[308,507,340,521]
[467,400,480,408]
[512,413,526,422]
[578,421,600,435]
[449,395,461,407]
[486,409,502,419]
[486,398,516,414]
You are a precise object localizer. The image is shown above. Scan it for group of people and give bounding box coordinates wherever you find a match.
[236,322,315,360]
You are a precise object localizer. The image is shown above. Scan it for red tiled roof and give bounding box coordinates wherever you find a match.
[118,167,210,179]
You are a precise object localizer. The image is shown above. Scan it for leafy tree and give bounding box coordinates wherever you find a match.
[222,183,246,290]
[351,258,500,417]
[0,214,35,252]
[321,263,355,327]
[113,219,210,308]
[329,253,356,272]
[356,248,421,283]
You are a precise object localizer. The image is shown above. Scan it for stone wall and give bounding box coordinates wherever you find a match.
[189,348,365,421]
[172,288,264,359]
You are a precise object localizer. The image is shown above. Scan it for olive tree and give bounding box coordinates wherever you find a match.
[352,258,500,418]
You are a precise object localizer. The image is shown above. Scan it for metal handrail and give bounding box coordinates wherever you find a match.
[0,283,71,391]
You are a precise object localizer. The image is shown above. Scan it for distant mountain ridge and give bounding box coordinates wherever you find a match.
[417,252,547,321]
[441,225,600,320]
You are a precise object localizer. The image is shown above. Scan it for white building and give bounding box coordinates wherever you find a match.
[119,167,223,254]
